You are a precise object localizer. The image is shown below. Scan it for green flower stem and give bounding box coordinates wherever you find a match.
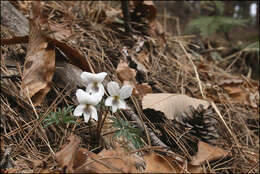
[97,108,110,142]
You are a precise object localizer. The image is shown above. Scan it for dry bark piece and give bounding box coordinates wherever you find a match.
[190,141,228,165]
[1,1,29,36]
[142,93,210,120]
[21,1,55,106]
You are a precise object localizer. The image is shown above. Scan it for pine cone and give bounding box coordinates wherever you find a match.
[174,104,219,144]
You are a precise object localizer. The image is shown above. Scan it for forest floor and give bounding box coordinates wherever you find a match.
[1,1,259,173]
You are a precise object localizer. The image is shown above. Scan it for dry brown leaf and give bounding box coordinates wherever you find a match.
[56,138,138,173]
[223,85,247,102]
[190,141,228,165]
[74,145,138,173]
[142,93,210,120]
[137,83,153,96]
[149,20,166,48]
[72,148,109,173]
[164,155,203,173]
[47,37,91,71]
[1,35,91,72]
[21,1,55,106]
[96,147,138,173]
[0,168,19,173]
[47,21,73,41]
[55,134,81,172]
[116,60,137,82]
[143,152,176,173]
[221,83,258,107]
[137,50,149,63]
[117,60,152,99]
[135,50,150,72]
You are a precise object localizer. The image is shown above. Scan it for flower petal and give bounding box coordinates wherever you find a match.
[118,99,127,109]
[107,81,120,96]
[86,83,105,97]
[81,72,95,83]
[76,89,101,105]
[89,105,98,121]
[105,96,113,106]
[83,112,91,123]
[81,72,107,83]
[111,104,118,113]
[76,89,90,104]
[119,85,133,99]
[94,72,107,82]
[73,104,85,116]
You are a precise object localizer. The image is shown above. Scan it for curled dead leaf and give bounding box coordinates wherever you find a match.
[21,2,55,106]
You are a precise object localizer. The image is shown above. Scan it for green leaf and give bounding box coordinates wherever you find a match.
[113,130,123,138]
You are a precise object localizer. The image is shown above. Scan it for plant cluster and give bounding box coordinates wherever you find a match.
[73,72,133,122]
[111,117,143,149]
[43,105,77,128]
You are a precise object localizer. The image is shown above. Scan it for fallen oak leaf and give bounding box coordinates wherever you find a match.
[21,1,55,106]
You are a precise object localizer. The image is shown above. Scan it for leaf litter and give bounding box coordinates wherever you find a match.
[0,1,259,173]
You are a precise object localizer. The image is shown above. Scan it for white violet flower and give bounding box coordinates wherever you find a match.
[81,72,107,98]
[105,81,133,113]
[73,89,101,122]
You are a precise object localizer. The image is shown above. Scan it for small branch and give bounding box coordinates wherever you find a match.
[121,1,132,33]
